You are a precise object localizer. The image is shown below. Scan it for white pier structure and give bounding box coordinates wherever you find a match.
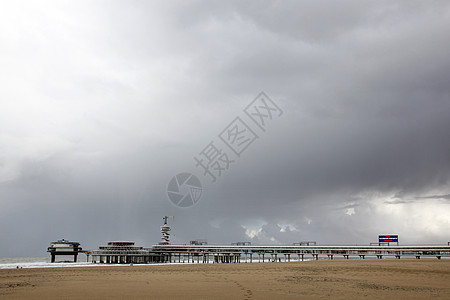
[91,241,169,264]
[88,218,450,265]
[159,216,173,245]
[151,244,450,263]
[47,239,82,263]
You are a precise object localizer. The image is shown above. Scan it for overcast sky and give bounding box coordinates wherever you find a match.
[1,0,450,257]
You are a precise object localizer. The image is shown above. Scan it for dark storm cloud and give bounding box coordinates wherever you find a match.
[416,194,450,200]
[1,1,450,256]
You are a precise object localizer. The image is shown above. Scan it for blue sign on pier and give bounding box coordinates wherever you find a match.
[379,235,399,243]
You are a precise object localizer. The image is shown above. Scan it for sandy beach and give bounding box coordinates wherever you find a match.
[0,259,449,299]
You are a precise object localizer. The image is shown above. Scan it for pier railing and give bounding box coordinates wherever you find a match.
[150,244,450,261]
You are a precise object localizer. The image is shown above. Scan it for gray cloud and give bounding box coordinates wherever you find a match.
[416,194,450,200]
[1,0,450,257]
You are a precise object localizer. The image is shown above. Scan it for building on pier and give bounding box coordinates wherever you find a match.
[91,241,169,264]
[91,218,176,264]
[47,239,82,263]
[190,239,207,245]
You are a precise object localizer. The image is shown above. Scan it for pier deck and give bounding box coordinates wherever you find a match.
[150,244,450,263]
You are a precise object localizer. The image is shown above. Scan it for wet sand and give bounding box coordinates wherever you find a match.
[1,259,449,299]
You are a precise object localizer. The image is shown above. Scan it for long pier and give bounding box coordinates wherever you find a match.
[150,244,450,263]
[88,220,450,264]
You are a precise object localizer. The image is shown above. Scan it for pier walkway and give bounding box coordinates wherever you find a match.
[150,244,450,263]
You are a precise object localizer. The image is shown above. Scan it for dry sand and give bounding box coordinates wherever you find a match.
[1,259,449,299]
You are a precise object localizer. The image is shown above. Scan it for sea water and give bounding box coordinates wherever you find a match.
[0,256,191,269]
[0,256,94,269]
